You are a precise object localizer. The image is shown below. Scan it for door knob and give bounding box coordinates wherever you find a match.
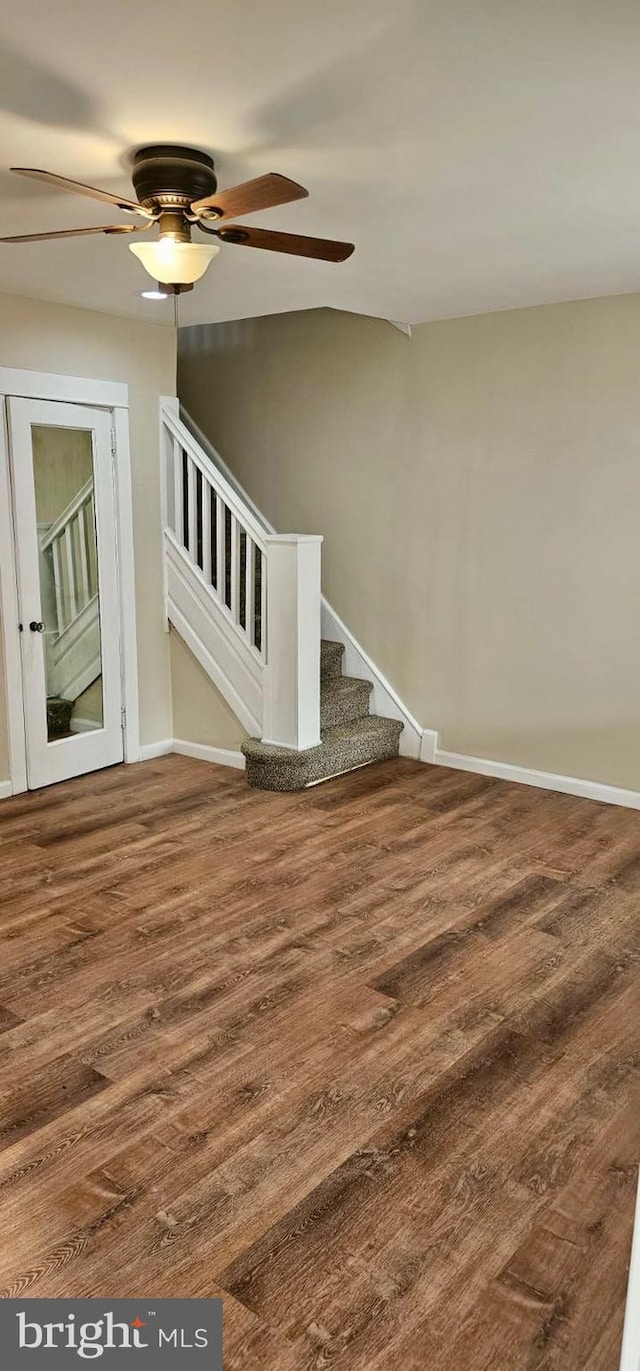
[29,621,45,632]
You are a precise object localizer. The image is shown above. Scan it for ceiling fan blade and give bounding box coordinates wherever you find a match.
[0,224,149,243]
[191,172,308,221]
[10,168,154,219]
[213,224,355,262]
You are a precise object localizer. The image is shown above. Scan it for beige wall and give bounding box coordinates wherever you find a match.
[179,298,640,791]
[32,426,93,524]
[0,292,176,779]
[170,631,247,749]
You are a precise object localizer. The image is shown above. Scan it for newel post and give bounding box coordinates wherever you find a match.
[262,534,323,751]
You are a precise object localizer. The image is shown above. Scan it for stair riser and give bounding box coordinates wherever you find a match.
[245,741,401,792]
[320,688,372,729]
[320,643,344,680]
[320,665,344,684]
[304,749,401,788]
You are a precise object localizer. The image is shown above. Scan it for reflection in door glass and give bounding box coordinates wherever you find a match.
[32,425,104,741]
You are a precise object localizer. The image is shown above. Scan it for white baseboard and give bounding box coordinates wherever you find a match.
[434,747,640,811]
[139,738,245,769]
[173,739,246,770]
[139,738,174,761]
[620,1172,640,1371]
[1,738,244,790]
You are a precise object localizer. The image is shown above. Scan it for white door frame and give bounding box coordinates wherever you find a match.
[0,366,140,795]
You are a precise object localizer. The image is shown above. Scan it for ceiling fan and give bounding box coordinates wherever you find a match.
[1,144,355,293]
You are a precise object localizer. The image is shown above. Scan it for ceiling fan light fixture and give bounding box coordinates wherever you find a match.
[5,152,354,289]
[129,239,219,285]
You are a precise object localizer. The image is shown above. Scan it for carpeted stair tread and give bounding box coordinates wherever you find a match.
[320,638,345,681]
[320,675,373,729]
[242,715,403,791]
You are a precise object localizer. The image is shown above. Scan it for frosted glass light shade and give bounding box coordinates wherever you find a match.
[130,239,220,285]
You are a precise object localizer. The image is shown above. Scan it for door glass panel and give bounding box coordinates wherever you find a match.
[32,425,104,741]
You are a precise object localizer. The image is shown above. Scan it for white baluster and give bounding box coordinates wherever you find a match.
[186,457,197,563]
[245,536,255,645]
[201,478,212,584]
[259,546,266,657]
[230,515,239,623]
[216,495,225,601]
[173,438,184,545]
[64,522,77,622]
[52,539,65,633]
[77,504,90,609]
[162,417,175,531]
[88,494,97,597]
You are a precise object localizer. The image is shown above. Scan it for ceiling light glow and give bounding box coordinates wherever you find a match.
[130,239,219,285]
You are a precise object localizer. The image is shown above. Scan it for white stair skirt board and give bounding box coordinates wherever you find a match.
[69,718,102,733]
[321,600,433,761]
[434,747,640,812]
[620,1172,640,1371]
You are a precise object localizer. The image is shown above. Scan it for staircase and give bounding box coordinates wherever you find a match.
[242,639,402,789]
[160,400,404,791]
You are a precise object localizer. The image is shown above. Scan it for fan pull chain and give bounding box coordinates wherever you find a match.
[173,290,179,329]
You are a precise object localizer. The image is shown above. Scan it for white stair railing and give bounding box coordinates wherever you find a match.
[38,479,102,704]
[160,400,322,749]
[40,478,97,634]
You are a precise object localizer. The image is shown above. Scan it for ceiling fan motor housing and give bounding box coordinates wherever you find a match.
[131,145,217,212]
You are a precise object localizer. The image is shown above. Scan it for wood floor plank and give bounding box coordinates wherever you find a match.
[0,755,636,1369]
[0,1054,109,1149]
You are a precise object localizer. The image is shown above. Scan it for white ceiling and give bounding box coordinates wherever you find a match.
[2,0,640,327]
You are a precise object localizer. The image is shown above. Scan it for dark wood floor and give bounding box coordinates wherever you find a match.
[0,755,637,1368]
